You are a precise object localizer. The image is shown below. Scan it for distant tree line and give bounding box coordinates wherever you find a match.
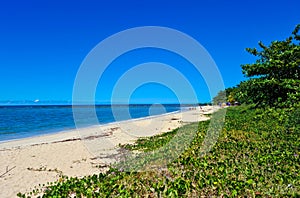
[213,24,300,108]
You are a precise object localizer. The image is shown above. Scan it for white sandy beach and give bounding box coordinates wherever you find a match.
[0,106,219,197]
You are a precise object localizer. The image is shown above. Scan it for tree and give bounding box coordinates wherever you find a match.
[240,24,300,107]
[212,87,242,105]
[212,90,226,105]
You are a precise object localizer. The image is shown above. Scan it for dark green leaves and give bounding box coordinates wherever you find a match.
[239,24,300,108]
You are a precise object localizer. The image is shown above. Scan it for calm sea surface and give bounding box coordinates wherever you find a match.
[0,104,181,142]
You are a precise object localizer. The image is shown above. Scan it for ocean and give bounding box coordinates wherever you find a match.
[0,104,181,142]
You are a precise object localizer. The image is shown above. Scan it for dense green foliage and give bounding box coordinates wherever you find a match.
[18,106,300,197]
[212,87,238,105]
[212,90,226,105]
[214,24,300,108]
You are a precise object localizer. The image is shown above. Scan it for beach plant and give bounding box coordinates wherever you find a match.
[17,106,300,197]
[119,128,178,152]
[241,24,299,108]
[213,24,300,108]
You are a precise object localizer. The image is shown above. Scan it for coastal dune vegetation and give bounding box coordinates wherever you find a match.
[18,25,299,197]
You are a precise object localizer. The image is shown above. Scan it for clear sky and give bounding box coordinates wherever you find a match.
[0,0,299,104]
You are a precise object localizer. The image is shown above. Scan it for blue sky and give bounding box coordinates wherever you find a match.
[0,0,299,104]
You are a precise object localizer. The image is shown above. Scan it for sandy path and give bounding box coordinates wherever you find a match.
[0,106,219,197]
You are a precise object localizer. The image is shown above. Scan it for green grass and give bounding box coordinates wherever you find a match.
[119,128,178,152]
[18,106,300,197]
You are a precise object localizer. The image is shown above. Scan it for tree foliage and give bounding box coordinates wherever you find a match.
[223,24,300,108]
[212,90,226,105]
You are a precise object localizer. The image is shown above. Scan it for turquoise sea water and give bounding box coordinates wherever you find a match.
[0,104,181,142]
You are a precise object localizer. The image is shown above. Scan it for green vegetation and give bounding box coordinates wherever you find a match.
[214,24,300,108]
[18,106,299,197]
[119,128,177,152]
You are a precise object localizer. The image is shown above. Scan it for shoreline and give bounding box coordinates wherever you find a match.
[0,109,183,149]
[0,105,219,197]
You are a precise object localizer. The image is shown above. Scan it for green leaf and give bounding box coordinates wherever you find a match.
[247,179,254,185]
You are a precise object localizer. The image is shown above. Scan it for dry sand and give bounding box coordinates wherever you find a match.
[0,106,219,197]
